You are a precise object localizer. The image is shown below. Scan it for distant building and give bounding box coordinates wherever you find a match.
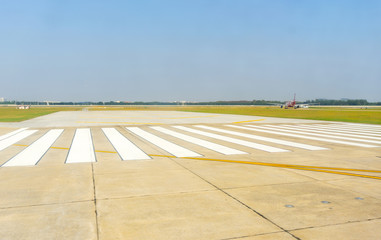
[0,97,5,102]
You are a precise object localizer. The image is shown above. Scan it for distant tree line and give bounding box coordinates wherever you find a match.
[183,100,282,105]
[0,100,282,106]
[1,99,380,106]
[306,99,381,106]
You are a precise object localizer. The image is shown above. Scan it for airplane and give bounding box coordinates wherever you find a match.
[280,94,308,109]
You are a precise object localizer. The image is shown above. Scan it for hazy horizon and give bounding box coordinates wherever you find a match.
[1,1,380,102]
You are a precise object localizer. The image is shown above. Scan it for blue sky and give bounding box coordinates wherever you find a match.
[1,0,380,102]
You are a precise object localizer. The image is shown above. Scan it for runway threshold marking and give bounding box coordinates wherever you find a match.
[151,126,247,155]
[0,128,29,141]
[102,128,151,160]
[212,125,328,150]
[126,127,201,158]
[245,125,378,148]
[174,126,289,153]
[3,129,63,167]
[12,143,116,153]
[304,124,381,135]
[14,145,70,150]
[281,124,381,140]
[4,141,381,180]
[232,119,265,124]
[0,130,38,151]
[66,128,96,163]
[264,125,381,145]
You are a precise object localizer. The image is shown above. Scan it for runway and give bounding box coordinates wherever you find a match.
[0,111,380,240]
[2,123,381,167]
[0,110,326,128]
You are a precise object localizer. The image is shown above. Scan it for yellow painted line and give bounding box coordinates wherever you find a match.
[179,157,381,173]
[177,157,381,180]
[149,154,175,158]
[76,121,163,125]
[95,150,117,154]
[148,154,381,174]
[232,119,265,124]
[285,167,381,180]
[12,144,28,147]
[51,146,69,150]
[9,144,381,179]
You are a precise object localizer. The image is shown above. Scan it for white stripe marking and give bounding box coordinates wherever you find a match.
[260,125,381,145]
[297,124,381,136]
[102,128,150,160]
[0,130,37,152]
[330,124,381,131]
[174,126,288,153]
[126,127,201,157]
[223,125,328,150]
[0,128,29,141]
[314,124,381,134]
[244,126,377,148]
[3,129,63,167]
[342,123,381,130]
[281,125,381,140]
[151,126,247,155]
[66,129,96,163]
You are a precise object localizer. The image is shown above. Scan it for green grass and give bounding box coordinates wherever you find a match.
[1,105,380,125]
[176,106,381,125]
[87,105,381,125]
[0,107,81,122]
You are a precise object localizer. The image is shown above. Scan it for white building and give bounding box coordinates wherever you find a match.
[0,97,5,102]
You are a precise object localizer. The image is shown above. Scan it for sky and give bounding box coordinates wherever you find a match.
[1,0,380,102]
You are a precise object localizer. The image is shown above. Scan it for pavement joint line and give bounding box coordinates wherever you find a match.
[170,158,301,240]
[219,231,287,240]
[220,180,317,191]
[232,119,266,124]
[287,216,381,232]
[0,199,93,210]
[95,189,219,202]
[91,163,100,240]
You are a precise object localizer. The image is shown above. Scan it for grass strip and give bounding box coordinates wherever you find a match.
[0,107,81,122]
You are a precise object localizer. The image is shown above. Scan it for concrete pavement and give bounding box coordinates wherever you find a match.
[0,111,380,239]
